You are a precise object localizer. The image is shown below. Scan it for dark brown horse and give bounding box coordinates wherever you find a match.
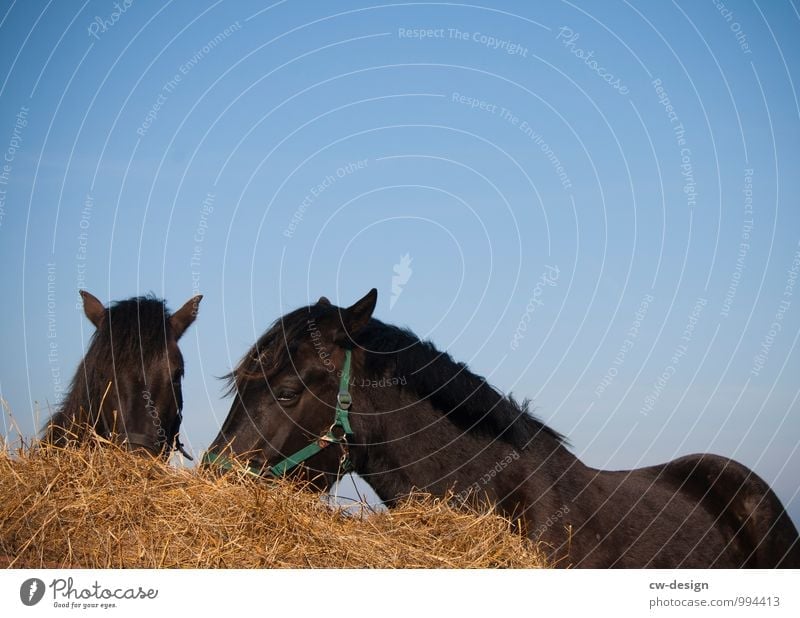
[45,291,201,459]
[206,289,799,567]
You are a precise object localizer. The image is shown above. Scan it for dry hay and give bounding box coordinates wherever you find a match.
[0,438,548,568]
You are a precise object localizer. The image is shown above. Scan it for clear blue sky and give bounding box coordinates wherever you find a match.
[1,1,798,521]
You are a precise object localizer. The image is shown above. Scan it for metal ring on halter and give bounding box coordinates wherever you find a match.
[327,422,347,440]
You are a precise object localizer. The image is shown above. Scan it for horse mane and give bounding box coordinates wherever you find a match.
[46,296,172,440]
[228,303,565,450]
[355,319,566,449]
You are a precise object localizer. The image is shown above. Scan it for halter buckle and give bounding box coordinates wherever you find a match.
[337,391,352,409]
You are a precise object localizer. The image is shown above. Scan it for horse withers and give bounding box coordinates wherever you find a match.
[45,291,201,459]
[206,289,799,568]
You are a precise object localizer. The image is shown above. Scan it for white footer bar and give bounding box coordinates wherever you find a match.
[1,569,797,617]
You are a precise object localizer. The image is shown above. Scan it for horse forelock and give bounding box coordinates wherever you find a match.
[225,303,330,396]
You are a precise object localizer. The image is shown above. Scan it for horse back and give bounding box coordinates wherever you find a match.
[661,454,800,567]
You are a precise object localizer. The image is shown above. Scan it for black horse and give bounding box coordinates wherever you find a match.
[45,291,201,459]
[206,289,800,567]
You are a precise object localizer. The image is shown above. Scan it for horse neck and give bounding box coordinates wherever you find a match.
[46,361,113,443]
[350,386,581,511]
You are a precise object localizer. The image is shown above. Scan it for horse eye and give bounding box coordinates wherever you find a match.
[275,390,298,402]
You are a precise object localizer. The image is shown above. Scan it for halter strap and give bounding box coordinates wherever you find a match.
[203,349,355,478]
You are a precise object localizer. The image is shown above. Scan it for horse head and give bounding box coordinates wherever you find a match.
[46,291,202,460]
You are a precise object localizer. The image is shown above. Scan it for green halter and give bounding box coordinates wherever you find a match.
[203,349,355,478]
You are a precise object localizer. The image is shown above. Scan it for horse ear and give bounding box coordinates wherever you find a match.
[80,290,106,328]
[170,295,203,339]
[337,288,377,342]
[317,296,331,306]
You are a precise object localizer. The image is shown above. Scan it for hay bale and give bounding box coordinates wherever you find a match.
[0,441,548,568]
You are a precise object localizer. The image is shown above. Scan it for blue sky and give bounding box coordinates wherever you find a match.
[0,1,798,520]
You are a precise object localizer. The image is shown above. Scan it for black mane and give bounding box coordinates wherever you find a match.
[356,318,566,449]
[47,296,172,434]
[228,302,565,450]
